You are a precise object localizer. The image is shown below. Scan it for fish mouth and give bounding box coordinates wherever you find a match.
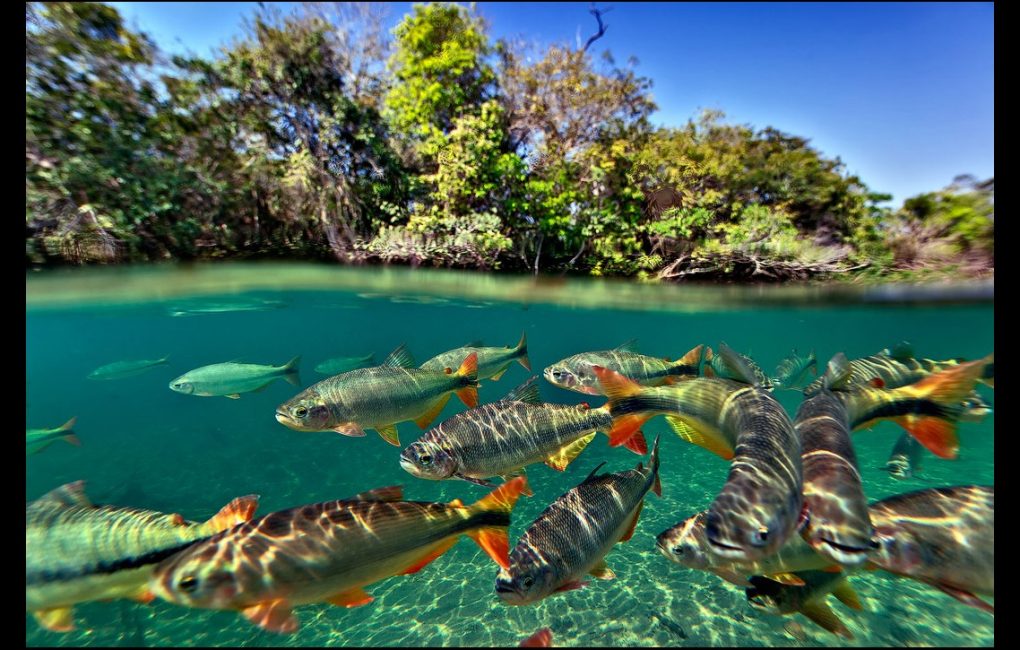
[817,537,873,564]
[398,456,423,477]
[706,537,749,558]
[275,410,299,428]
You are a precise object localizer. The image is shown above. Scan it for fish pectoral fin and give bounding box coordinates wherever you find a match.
[398,538,459,575]
[822,564,844,573]
[712,569,753,587]
[619,500,644,542]
[132,587,156,604]
[375,425,401,447]
[33,607,75,632]
[553,580,589,593]
[589,559,616,580]
[242,599,300,633]
[415,395,452,430]
[765,572,806,587]
[799,601,853,639]
[225,394,242,400]
[935,584,994,614]
[467,527,511,570]
[832,579,864,611]
[454,473,498,489]
[664,415,735,460]
[325,588,374,608]
[545,433,596,471]
[334,423,367,438]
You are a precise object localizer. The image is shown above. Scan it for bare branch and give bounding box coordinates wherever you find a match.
[582,4,612,52]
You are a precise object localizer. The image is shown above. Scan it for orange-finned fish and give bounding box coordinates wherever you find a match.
[400,377,647,489]
[275,344,479,446]
[746,570,864,639]
[543,340,704,395]
[26,481,258,633]
[495,437,661,605]
[519,628,553,647]
[867,485,993,614]
[421,332,530,382]
[150,478,528,633]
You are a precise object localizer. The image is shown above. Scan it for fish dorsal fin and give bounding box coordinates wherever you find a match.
[889,342,915,362]
[502,377,542,405]
[822,353,853,390]
[350,485,404,502]
[717,343,759,386]
[615,339,639,353]
[383,344,416,369]
[463,340,485,348]
[36,480,93,508]
[584,461,608,482]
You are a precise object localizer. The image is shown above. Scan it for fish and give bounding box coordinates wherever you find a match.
[703,343,774,391]
[746,570,863,639]
[400,377,648,488]
[26,417,80,456]
[772,349,817,390]
[421,332,530,382]
[867,485,993,614]
[656,511,838,588]
[495,436,661,605]
[26,481,258,633]
[313,353,376,375]
[276,345,479,447]
[804,343,994,395]
[169,357,301,399]
[882,432,924,479]
[88,356,170,380]
[959,390,993,423]
[519,628,553,647]
[597,349,802,562]
[543,340,704,395]
[150,478,529,633]
[167,298,286,317]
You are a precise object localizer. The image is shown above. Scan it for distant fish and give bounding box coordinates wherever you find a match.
[170,357,301,399]
[868,485,993,614]
[421,332,530,382]
[495,437,661,605]
[314,353,376,375]
[772,349,817,390]
[746,570,863,639]
[959,390,993,423]
[26,481,258,632]
[704,343,774,391]
[400,377,647,489]
[882,432,924,479]
[167,298,286,317]
[26,417,79,455]
[276,345,478,446]
[88,356,170,380]
[543,340,703,395]
[150,479,529,633]
[519,628,553,647]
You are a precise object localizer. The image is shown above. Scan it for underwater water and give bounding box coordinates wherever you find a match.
[26,263,993,647]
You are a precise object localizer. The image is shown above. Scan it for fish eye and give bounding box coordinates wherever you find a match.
[293,406,309,418]
[178,575,199,593]
[752,528,769,546]
[419,454,432,466]
[552,371,562,379]
[672,545,684,555]
[522,576,534,588]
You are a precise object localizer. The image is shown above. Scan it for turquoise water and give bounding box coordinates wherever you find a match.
[26,265,994,647]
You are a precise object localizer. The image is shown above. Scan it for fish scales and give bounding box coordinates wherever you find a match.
[321,367,462,424]
[805,353,988,395]
[423,347,518,379]
[545,346,700,395]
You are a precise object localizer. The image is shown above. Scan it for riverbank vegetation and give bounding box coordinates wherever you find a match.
[26,2,993,282]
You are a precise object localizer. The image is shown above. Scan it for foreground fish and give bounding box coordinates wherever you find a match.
[26,481,258,632]
[657,511,837,588]
[170,357,300,399]
[772,349,817,390]
[421,332,530,382]
[495,437,661,605]
[400,378,647,488]
[882,432,924,479]
[704,343,774,391]
[314,353,375,375]
[88,356,170,380]
[151,478,528,633]
[868,485,993,614]
[746,571,863,639]
[597,348,802,562]
[543,341,704,395]
[26,417,79,456]
[276,345,478,446]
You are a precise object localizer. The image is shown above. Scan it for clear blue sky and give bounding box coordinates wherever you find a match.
[108,2,993,205]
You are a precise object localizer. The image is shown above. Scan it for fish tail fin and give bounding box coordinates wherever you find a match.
[62,433,81,447]
[455,352,480,407]
[204,494,260,533]
[58,417,77,432]
[515,331,531,371]
[650,433,662,497]
[467,475,529,569]
[593,366,651,448]
[159,354,171,364]
[904,356,987,406]
[282,356,302,386]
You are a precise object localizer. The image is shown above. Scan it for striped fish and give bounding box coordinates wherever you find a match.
[543,340,704,396]
[746,570,864,639]
[150,479,528,633]
[495,437,661,605]
[26,481,258,633]
[421,332,531,382]
[26,417,79,456]
[275,344,479,446]
[596,355,802,562]
[704,343,775,391]
[657,511,838,588]
[882,432,925,479]
[868,485,993,614]
[400,378,647,488]
[772,349,818,390]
